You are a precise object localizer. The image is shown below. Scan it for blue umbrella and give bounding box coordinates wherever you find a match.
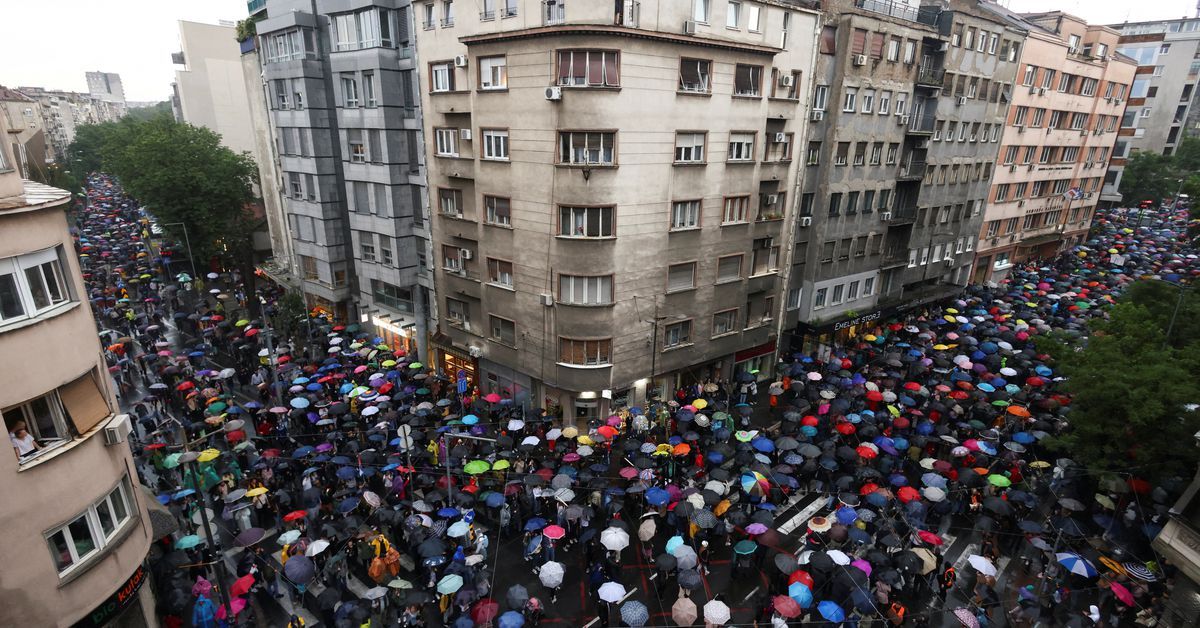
[665,535,684,554]
[835,506,857,525]
[290,397,310,409]
[173,488,196,500]
[462,414,479,425]
[1012,432,1036,444]
[620,600,650,627]
[175,534,203,549]
[439,507,462,518]
[751,437,775,453]
[645,488,670,506]
[485,493,505,508]
[498,611,524,628]
[523,518,547,531]
[331,455,352,465]
[336,466,356,480]
[818,600,846,622]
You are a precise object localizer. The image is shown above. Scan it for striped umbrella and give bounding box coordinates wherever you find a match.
[1122,562,1157,581]
[1055,552,1098,577]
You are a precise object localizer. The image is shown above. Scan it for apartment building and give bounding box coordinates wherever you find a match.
[84,71,126,105]
[173,20,257,156]
[413,0,820,419]
[0,112,155,626]
[11,87,125,164]
[972,10,1134,282]
[251,0,434,355]
[1107,17,1200,201]
[0,86,50,175]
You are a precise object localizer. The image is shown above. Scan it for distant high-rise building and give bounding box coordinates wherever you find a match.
[84,71,125,105]
[172,20,256,156]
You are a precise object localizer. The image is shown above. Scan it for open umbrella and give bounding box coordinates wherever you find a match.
[601,527,630,552]
[967,554,997,577]
[437,574,464,594]
[621,600,650,627]
[672,596,698,626]
[703,599,731,625]
[598,581,626,603]
[818,601,846,622]
[1056,553,1098,577]
[538,561,565,588]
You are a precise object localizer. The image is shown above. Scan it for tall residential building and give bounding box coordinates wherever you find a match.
[971,10,1134,282]
[1106,17,1200,201]
[782,0,1001,354]
[84,71,126,105]
[414,0,820,418]
[17,87,127,163]
[0,113,155,625]
[0,86,51,173]
[251,0,434,356]
[172,20,257,156]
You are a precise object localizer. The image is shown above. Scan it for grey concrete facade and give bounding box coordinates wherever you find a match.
[413,0,821,418]
[253,0,434,351]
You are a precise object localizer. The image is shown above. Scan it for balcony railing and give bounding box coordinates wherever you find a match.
[544,0,566,25]
[884,207,918,224]
[855,0,940,26]
[899,161,927,180]
[907,111,936,134]
[916,67,945,87]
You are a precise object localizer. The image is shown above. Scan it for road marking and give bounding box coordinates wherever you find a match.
[779,496,827,535]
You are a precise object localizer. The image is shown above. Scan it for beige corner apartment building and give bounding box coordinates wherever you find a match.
[972,10,1134,282]
[414,0,820,419]
[0,112,155,626]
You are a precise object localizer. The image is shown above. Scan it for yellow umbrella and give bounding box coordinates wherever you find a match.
[864,334,877,341]
[382,359,397,368]
[1099,556,1128,577]
[692,398,708,410]
[654,444,672,456]
[197,448,221,463]
[246,487,268,498]
[1029,460,1051,469]
[561,426,579,439]
[577,435,595,446]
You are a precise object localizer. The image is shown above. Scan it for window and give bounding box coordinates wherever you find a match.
[813,85,829,111]
[671,200,701,230]
[726,1,741,28]
[679,59,712,93]
[45,476,134,574]
[479,56,507,90]
[831,284,845,305]
[667,262,696,292]
[559,338,612,366]
[723,196,749,223]
[814,288,827,308]
[300,255,319,280]
[869,143,882,165]
[1068,34,1080,54]
[484,196,510,226]
[360,238,377,262]
[442,0,455,26]
[558,131,615,166]
[734,64,763,96]
[3,391,70,456]
[806,142,820,166]
[557,50,620,87]
[828,192,843,216]
[487,258,513,287]
[442,245,464,272]
[693,0,709,22]
[862,89,875,113]
[431,62,454,92]
[885,143,898,165]
[887,37,900,62]
[842,87,857,112]
[877,189,890,212]
[663,320,693,349]
[903,40,915,64]
[894,92,907,115]
[674,132,706,163]
[751,242,779,275]
[445,297,469,325]
[435,128,458,156]
[879,91,891,114]
[490,316,515,345]
[438,188,463,217]
[748,4,761,31]
[332,8,396,51]
[340,75,359,107]
[820,25,837,55]
[560,206,614,237]
[714,255,743,283]
[766,133,792,162]
[559,275,613,305]
[263,28,312,63]
[362,72,377,107]
[0,247,70,325]
[482,129,509,160]
[348,129,366,163]
[712,309,738,336]
[380,241,393,266]
[846,191,859,214]
[728,132,755,162]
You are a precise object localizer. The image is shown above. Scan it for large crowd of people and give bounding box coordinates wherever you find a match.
[67,172,1197,627]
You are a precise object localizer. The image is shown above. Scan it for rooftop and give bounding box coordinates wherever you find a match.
[0,86,32,102]
[0,179,72,213]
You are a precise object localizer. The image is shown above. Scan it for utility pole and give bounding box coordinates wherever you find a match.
[178,450,233,620]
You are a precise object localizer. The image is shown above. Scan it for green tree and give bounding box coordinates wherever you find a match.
[1118,150,1177,205]
[124,101,173,122]
[1039,300,1200,482]
[72,116,264,315]
[272,290,308,345]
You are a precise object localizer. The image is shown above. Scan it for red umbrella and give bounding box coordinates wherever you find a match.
[835,423,856,435]
[229,574,255,597]
[144,443,166,451]
[773,595,802,618]
[903,382,922,391]
[1127,478,1152,494]
[598,425,619,439]
[244,328,260,337]
[918,530,944,546]
[788,569,815,589]
[859,483,879,495]
[1110,581,1134,606]
[892,417,910,429]
[176,381,195,391]
[484,393,502,403]
[856,445,877,459]
[866,390,884,401]
[897,486,920,503]
[543,525,566,540]
[283,510,307,522]
[801,415,819,427]
[472,599,500,624]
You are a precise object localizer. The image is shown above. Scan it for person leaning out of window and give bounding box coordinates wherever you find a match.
[9,420,40,458]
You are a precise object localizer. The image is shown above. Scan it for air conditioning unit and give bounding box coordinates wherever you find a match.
[765,194,779,205]
[956,96,967,106]
[1114,99,1122,105]
[898,115,910,125]
[944,258,955,267]
[938,42,950,52]
[854,55,868,66]
[880,211,893,221]
[779,75,795,87]
[810,110,824,122]
[460,128,473,141]
[540,293,554,307]
[799,216,813,227]
[459,248,473,260]
[104,414,132,446]
[684,20,698,35]
[454,55,469,68]
[774,132,787,142]
[544,86,562,101]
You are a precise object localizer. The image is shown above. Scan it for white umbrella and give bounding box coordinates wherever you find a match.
[522,436,540,446]
[703,599,731,625]
[827,549,851,565]
[687,493,705,508]
[967,554,997,577]
[546,428,562,440]
[922,487,947,502]
[218,367,237,379]
[509,419,526,431]
[305,539,331,556]
[638,519,657,542]
[538,561,565,588]
[704,480,728,495]
[598,581,626,603]
[601,527,630,551]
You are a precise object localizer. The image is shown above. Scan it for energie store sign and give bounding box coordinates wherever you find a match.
[73,565,147,628]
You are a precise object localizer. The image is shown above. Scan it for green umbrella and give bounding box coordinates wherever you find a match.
[987,474,1012,488]
[492,460,511,471]
[163,453,182,469]
[409,362,424,369]
[463,460,491,475]
[416,388,430,395]
[207,401,228,415]
[968,420,986,430]
[991,400,1011,407]
[734,540,758,555]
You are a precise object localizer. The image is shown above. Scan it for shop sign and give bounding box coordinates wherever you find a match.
[833,310,884,331]
[73,565,147,628]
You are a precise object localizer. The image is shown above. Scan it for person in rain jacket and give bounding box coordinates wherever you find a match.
[191,593,217,628]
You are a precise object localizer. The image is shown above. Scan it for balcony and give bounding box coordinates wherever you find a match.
[916,67,945,88]
[899,161,927,180]
[247,0,267,16]
[855,0,941,26]
[881,249,909,267]
[884,207,918,225]
[907,111,936,134]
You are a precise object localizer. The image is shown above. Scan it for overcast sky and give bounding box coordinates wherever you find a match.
[0,0,1197,102]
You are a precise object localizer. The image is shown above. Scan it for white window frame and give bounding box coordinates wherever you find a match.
[560,206,614,238]
[861,89,875,113]
[435,128,458,157]
[45,476,133,575]
[0,247,71,327]
[813,85,829,111]
[693,0,710,23]
[482,129,510,160]
[664,320,693,348]
[484,195,511,226]
[726,1,741,28]
[712,309,738,336]
[431,62,453,93]
[340,75,359,107]
[558,131,615,166]
[559,274,613,305]
[728,132,755,162]
[479,56,508,90]
[487,258,514,288]
[674,132,706,163]
[722,196,749,224]
[670,200,701,231]
[842,87,857,112]
[878,91,891,115]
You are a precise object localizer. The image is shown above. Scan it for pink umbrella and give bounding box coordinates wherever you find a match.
[619,467,639,479]
[192,576,212,598]
[745,523,769,535]
[562,453,581,462]
[606,415,623,427]
[851,559,872,576]
[484,393,502,403]
[215,596,247,619]
[1110,581,1134,606]
[543,525,566,540]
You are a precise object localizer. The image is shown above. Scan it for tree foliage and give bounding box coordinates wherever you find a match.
[1039,295,1200,482]
[124,102,173,122]
[1120,137,1200,205]
[68,116,264,314]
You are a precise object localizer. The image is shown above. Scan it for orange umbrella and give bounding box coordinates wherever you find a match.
[1007,406,1031,418]
[597,425,618,439]
[673,443,691,456]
